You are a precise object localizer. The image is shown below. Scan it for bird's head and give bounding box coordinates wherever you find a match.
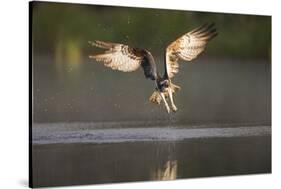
[157,78,170,92]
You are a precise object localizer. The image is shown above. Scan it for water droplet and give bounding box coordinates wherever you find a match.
[127,16,131,24]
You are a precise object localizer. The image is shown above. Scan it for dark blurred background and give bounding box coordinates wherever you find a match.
[31,1,271,124]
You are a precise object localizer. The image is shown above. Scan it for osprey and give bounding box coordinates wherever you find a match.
[89,23,218,113]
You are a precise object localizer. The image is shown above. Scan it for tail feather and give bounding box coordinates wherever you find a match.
[149,91,162,104]
[149,83,180,105]
[170,82,181,92]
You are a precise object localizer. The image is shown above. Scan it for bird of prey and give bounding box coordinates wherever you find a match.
[89,23,218,113]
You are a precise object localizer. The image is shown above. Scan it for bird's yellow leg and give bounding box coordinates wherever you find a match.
[168,88,177,112]
[160,92,170,113]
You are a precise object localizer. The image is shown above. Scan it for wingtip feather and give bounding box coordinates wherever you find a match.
[195,23,216,35]
[191,22,218,41]
[88,40,115,49]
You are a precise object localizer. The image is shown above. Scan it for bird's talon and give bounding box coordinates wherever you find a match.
[171,105,178,112]
[166,107,171,114]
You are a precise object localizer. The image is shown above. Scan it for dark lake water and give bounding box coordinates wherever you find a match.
[31,55,271,187]
[33,56,271,124]
[31,122,271,187]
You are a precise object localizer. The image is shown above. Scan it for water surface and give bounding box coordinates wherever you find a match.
[31,122,271,187]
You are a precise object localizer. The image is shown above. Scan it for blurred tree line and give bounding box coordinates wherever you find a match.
[32,2,271,60]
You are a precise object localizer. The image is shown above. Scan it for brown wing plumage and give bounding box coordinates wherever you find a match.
[164,23,218,79]
[89,40,158,80]
[89,40,143,72]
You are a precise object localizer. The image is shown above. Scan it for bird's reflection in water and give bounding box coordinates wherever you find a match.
[152,160,178,180]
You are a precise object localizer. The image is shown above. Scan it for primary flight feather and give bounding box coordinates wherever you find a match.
[89,23,218,113]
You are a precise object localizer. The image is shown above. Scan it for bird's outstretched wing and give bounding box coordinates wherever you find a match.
[164,23,218,79]
[89,40,158,80]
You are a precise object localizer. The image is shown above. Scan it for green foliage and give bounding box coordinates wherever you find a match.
[32,2,271,60]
